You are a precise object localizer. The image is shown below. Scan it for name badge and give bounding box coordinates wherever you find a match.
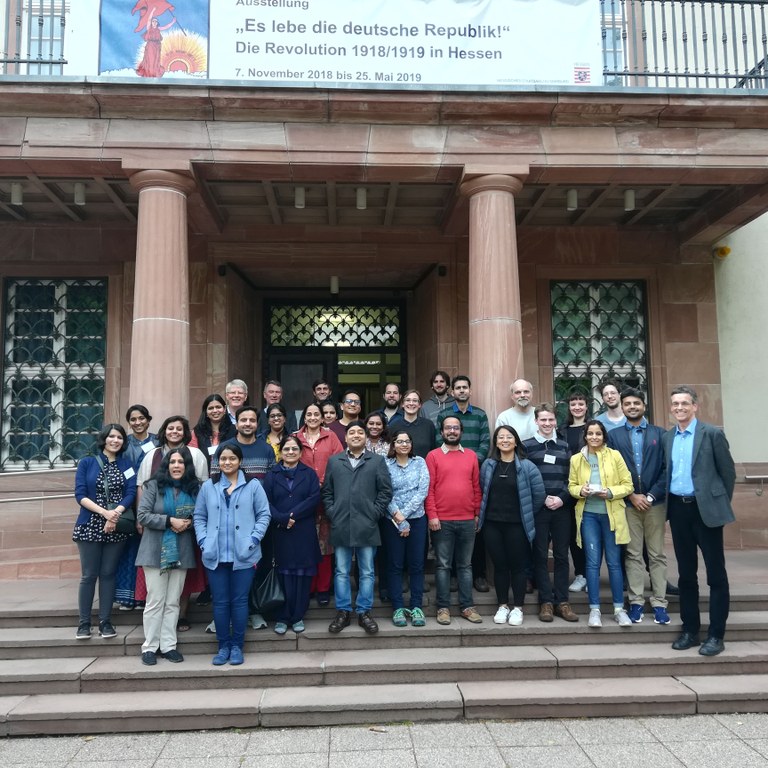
[141,442,154,454]
[543,454,556,464]
[123,467,135,479]
[208,445,217,456]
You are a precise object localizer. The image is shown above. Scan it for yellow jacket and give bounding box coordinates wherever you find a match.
[568,446,633,547]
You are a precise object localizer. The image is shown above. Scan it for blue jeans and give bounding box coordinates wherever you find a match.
[334,545,375,614]
[581,512,624,609]
[433,519,475,610]
[382,515,427,610]
[205,563,255,651]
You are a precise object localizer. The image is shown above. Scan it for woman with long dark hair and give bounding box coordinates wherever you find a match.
[73,423,137,640]
[568,419,633,628]
[136,447,200,665]
[479,425,545,627]
[194,442,271,666]
[189,394,236,469]
[263,434,322,634]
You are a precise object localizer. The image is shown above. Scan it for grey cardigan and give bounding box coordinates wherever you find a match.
[135,479,197,569]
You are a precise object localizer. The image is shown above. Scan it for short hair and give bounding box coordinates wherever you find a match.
[441,416,463,434]
[321,401,339,418]
[215,441,243,462]
[125,404,151,423]
[341,388,362,402]
[582,419,608,443]
[534,402,556,418]
[96,423,128,455]
[384,382,401,395]
[430,369,451,385]
[345,419,367,433]
[312,378,330,391]
[153,446,200,496]
[387,429,415,459]
[263,379,282,393]
[451,374,471,388]
[226,379,248,395]
[235,405,259,421]
[510,379,533,393]
[599,379,620,396]
[565,388,591,426]
[620,387,645,403]
[670,385,698,403]
[489,424,527,461]
[157,416,191,447]
[279,434,302,455]
[402,389,422,403]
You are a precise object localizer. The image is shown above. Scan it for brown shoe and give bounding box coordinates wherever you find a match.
[436,608,451,625]
[539,602,554,622]
[460,606,483,624]
[328,610,351,633]
[554,602,579,622]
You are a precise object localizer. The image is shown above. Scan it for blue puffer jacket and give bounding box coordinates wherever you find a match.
[194,470,271,570]
[478,457,546,542]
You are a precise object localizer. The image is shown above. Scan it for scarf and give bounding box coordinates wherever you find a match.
[160,483,196,572]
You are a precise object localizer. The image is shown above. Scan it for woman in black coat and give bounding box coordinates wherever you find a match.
[262,434,322,634]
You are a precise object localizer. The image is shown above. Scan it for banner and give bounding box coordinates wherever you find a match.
[62,0,604,88]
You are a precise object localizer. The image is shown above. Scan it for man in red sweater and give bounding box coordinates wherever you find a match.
[426,416,483,625]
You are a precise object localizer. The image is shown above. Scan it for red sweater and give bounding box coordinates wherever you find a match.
[425,446,481,521]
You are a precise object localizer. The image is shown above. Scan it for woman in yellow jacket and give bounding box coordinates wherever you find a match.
[568,420,634,629]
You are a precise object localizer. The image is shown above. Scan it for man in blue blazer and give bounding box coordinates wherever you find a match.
[662,385,736,657]
[608,388,669,626]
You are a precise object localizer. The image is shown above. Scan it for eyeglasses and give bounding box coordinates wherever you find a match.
[443,426,461,432]
[343,399,361,405]
[394,439,412,445]
[281,446,300,452]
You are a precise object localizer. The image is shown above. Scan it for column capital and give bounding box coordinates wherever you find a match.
[460,174,524,198]
[129,169,196,195]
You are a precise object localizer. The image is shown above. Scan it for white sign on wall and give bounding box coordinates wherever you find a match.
[59,0,603,89]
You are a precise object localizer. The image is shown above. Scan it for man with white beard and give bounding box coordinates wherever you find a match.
[495,379,536,440]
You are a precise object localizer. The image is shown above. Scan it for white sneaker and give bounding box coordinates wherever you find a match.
[508,607,524,626]
[493,605,511,624]
[588,608,602,627]
[569,575,587,592]
[614,608,632,627]
[205,620,215,634]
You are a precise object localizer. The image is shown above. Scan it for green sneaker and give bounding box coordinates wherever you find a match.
[409,607,426,627]
[392,608,407,627]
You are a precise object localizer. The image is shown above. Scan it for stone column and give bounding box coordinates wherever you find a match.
[128,170,196,420]
[460,174,525,424]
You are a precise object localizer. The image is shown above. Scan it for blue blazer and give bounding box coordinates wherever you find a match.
[74,453,137,526]
[662,421,736,528]
[608,422,667,504]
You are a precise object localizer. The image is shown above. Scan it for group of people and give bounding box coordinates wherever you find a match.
[72,371,736,667]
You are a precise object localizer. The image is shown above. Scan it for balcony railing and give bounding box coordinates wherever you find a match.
[602,0,768,88]
[1,0,66,76]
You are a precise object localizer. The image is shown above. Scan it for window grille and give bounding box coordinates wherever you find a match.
[551,280,648,419]
[1,278,106,468]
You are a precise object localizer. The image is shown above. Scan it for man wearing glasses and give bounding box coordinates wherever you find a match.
[329,389,363,442]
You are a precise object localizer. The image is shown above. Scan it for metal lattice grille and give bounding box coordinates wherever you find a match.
[270,305,400,348]
[2,279,107,469]
[551,280,648,413]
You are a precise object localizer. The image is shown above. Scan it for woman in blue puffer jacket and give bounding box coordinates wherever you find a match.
[479,425,545,628]
[194,442,270,667]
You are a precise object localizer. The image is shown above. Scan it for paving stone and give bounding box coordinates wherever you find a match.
[665,739,768,768]
[744,739,768,759]
[72,733,169,761]
[485,719,578,746]
[714,713,768,739]
[408,721,495,747]
[330,724,412,751]
[640,714,740,741]
[0,735,82,763]
[497,745,595,768]
[154,759,243,768]
[412,746,505,768]
[322,749,417,768]
[160,730,250,757]
[563,716,658,744]
[582,742,686,767]
[241,755,329,768]
[245,727,330,754]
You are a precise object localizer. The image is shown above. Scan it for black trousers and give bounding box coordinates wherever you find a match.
[484,520,530,607]
[667,494,729,639]
[533,506,571,605]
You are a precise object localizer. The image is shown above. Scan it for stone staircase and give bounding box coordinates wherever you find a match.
[1,570,768,736]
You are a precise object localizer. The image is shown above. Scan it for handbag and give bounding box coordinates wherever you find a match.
[94,455,136,535]
[250,560,285,614]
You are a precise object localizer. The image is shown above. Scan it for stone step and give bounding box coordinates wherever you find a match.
[5,674,768,735]
[2,611,767,659]
[0,640,756,697]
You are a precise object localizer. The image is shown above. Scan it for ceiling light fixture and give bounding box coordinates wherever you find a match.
[566,188,578,211]
[330,275,339,295]
[624,189,636,212]
[10,182,23,206]
[356,187,367,210]
[74,182,86,206]
[294,186,305,209]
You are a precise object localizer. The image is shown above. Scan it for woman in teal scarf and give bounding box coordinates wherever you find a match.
[136,447,200,666]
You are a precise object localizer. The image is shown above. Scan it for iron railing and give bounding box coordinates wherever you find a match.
[602,0,768,88]
[1,1,66,75]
